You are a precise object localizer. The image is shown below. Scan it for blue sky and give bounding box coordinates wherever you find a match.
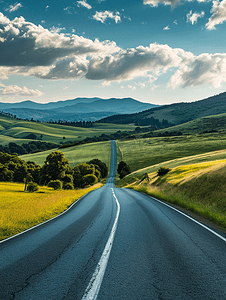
[0,0,226,105]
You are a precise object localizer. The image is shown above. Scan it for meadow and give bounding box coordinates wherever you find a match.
[21,140,111,168]
[117,133,226,174]
[0,182,102,241]
[0,116,135,145]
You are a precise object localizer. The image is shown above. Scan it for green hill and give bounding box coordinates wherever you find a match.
[99,91,226,127]
[0,115,136,145]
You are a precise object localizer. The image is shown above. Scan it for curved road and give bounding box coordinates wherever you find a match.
[0,140,226,299]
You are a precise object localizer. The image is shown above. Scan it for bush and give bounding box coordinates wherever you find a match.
[48,180,62,190]
[84,174,98,186]
[63,182,74,190]
[157,167,171,176]
[118,161,131,179]
[26,182,39,192]
[117,161,127,174]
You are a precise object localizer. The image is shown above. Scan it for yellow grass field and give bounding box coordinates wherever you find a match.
[130,159,226,229]
[0,182,102,241]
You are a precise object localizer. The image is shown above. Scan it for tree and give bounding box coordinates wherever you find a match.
[48,180,63,190]
[87,159,108,178]
[117,161,127,175]
[117,161,131,179]
[84,174,98,186]
[41,151,72,184]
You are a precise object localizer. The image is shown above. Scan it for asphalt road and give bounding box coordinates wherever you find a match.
[0,140,226,299]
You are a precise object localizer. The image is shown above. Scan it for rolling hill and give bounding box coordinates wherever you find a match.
[0,97,158,122]
[99,91,226,126]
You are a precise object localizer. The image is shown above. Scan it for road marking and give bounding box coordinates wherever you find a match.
[81,188,120,300]
[149,195,226,242]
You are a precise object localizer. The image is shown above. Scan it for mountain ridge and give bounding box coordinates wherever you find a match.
[0,97,158,122]
[98,91,226,126]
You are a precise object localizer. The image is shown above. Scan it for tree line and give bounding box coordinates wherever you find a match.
[47,120,94,128]
[0,141,57,155]
[0,151,108,192]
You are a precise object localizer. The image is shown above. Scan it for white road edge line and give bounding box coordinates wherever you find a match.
[81,188,120,300]
[149,195,226,242]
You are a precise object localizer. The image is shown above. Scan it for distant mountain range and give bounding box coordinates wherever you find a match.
[99,91,226,126]
[0,97,158,122]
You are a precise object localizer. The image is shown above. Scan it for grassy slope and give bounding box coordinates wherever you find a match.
[99,91,226,126]
[0,182,102,241]
[117,133,226,174]
[21,140,111,168]
[151,113,226,135]
[130,160,226,229]
[0,116,135,145]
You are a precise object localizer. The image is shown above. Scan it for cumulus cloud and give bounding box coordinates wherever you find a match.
[169,53,226,88]
[77,0,92,9]
[85,44,194,83]
[0,84,43,96]
[206,0,226,29]
[187,10,205,25]
[0,12,119,68]
[5,2,22,13]
[93,11,121,23]
[1,12,226,90]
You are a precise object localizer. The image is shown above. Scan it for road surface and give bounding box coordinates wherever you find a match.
[0,140,226,299]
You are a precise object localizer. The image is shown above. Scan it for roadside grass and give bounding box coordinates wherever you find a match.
[0,182,103,241]
[117,133,226,174]
[21,140,111,168]
[128,160,226,229]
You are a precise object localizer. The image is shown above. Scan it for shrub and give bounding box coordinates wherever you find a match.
[157,167,171,176]
[26,182,39,192]
[48,180,62,190]
[63,182,74,190]
[117,161,127,174]
[84,174,98,186]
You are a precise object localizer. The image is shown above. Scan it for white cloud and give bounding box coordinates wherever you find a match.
[64,6,76,14]
[77,0,92,10]
[163,25,170,30]
[0,84,43,96]
[0,12,119,69]
[187,10,205,25]
[1,12,226,90]
[143,0,209,8]
[93,11,121,24]
[206,0,226,30]
[50,26,66,33]
[169,53,226,88]
[143,0,182,8]
[5,2,22,13]
[128,85,136,90]
[85,43,194,83]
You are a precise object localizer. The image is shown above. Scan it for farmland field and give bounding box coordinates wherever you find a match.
[21,140,111,168]
[0,182,102,241]
[117,132,226,173]
[0,116,136,145]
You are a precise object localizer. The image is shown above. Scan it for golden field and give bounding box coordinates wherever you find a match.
[130,160,226,229]
[0,182,102,241]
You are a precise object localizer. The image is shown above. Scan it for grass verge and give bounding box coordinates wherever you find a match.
[0,182,102,241]
[125,160,226,230]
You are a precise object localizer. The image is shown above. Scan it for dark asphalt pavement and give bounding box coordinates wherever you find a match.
[0,140,226,299]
